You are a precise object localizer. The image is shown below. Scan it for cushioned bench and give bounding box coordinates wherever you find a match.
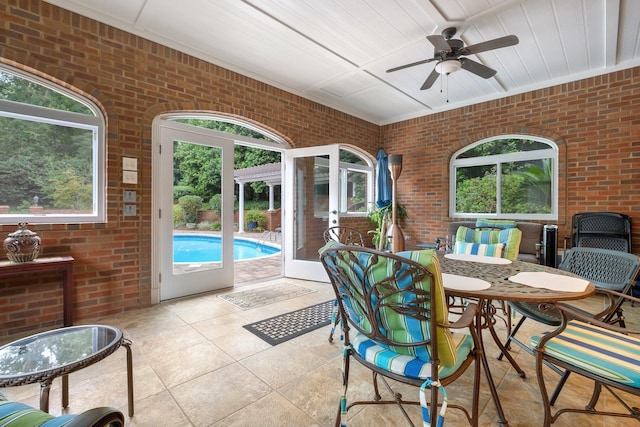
[448,220,543,264]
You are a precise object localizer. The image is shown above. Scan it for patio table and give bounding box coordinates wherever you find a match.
[0,325,134,417]
[438,253,595,426]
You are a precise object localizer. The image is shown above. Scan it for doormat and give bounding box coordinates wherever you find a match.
[243,300,334,345]
[218,282,316,310]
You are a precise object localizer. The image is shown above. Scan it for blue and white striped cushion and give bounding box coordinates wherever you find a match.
[351,331,474,380]
[531,321,640,388]
[454,242,504,258]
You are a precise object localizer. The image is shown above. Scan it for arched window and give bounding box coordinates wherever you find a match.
[450,135,558,220]
[0,65,105,223]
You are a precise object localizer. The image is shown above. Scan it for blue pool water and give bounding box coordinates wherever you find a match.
[173,234,280,263]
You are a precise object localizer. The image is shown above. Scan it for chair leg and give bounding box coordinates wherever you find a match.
[549,371,571,406]
[328,300,341,343]
[497,314,526,361]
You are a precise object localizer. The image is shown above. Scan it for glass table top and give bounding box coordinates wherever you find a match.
[0,325,121,378]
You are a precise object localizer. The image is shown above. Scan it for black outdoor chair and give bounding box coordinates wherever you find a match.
[570,211,632,252]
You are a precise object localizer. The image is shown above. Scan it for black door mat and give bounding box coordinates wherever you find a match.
[243,300,334,345]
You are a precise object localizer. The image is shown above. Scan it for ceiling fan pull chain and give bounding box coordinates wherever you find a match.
[446,74,450,103]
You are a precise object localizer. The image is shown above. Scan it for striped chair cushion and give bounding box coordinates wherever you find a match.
[351,331,474,380]
[337,249,458,367]
[456,226,522,261]
[475,219,516,229]
[531,321,640,388]
[455,242,504,258]
[0,400,75,427]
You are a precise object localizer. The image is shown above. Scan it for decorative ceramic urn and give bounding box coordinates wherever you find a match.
[4,222,41,262]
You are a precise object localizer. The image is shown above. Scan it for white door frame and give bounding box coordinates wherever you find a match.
[152,120,235,302]
[283,144,340,281]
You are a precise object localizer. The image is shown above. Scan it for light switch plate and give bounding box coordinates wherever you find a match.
[123,170,137,184]
[123,190,136,202]
[124,204,136,216]
[122,157,138,171]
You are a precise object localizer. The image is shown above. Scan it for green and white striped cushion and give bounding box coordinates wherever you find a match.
[0,400,76,426]
[456,226,522,261]
[351,330,474,379]
[531,321,640,388]
[336,249,458,367]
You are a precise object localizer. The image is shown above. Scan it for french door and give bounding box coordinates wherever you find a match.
[283,145,340,281]
[155,121,234,300]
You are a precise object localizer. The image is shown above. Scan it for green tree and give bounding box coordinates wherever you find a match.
[48,169,92,210]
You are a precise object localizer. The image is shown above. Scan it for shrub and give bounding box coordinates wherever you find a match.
[173,185,195,202]
[209,194,222,215]
[211,221,222,231]
[178,195,202,224]
[173,205,184,227]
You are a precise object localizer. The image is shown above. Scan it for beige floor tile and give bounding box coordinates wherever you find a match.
[170,363,272,426]
[1,258,638,427]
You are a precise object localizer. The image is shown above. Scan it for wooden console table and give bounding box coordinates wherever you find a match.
[0,256,74,326]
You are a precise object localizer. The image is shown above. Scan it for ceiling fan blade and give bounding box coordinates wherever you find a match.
[463,35,519,55]
[420,68,440,90]
[460,58,497,79]
[426,34,451,52]
[386,58,435,73]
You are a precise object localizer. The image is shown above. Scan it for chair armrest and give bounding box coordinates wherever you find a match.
[441,302,478,330]
[552,289,640,335]
[65,407,124,427]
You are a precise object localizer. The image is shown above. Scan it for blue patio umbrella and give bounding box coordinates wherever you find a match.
[376,148,392,208]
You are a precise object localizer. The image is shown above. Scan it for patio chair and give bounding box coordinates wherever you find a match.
[323,226,365,247]
[0,393,124,426]
[498,247,640,400]
[570,211,632,252]
[530,289,640,425]
[322,226,365,342]
[320,246,481,427]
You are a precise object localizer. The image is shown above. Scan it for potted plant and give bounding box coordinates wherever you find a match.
[368,202,407,251]
[245,210,266,231]
[178,195,202,229]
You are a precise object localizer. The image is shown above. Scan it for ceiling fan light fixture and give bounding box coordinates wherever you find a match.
[435,59,462,75]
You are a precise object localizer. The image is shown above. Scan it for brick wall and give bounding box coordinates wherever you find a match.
[0,1,638,340]
[381,72,640,251]
[0,1,379,340]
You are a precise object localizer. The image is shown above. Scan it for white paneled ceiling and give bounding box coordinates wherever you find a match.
[44,0,640,125]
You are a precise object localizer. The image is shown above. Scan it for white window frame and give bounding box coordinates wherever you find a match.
[0,65,105,224]
[450,135,558,221]
[312,147,374,217]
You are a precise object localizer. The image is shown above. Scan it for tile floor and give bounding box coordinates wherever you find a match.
[2,270,639,426]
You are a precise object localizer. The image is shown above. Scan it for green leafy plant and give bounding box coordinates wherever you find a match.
[368,203,407,250]
[178,195,202,224]
[173,204,184,227]
[245,210,266,230]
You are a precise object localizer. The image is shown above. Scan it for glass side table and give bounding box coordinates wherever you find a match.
[0,325,133,416]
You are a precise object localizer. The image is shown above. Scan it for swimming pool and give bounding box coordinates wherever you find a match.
[173,234,280,263]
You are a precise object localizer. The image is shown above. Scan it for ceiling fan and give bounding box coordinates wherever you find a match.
[387,27,519,90]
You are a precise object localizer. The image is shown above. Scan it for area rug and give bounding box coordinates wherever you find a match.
[243,300,334,345]
[218,282,316,310]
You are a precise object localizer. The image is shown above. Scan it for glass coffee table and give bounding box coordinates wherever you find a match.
[0,325,133,416]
